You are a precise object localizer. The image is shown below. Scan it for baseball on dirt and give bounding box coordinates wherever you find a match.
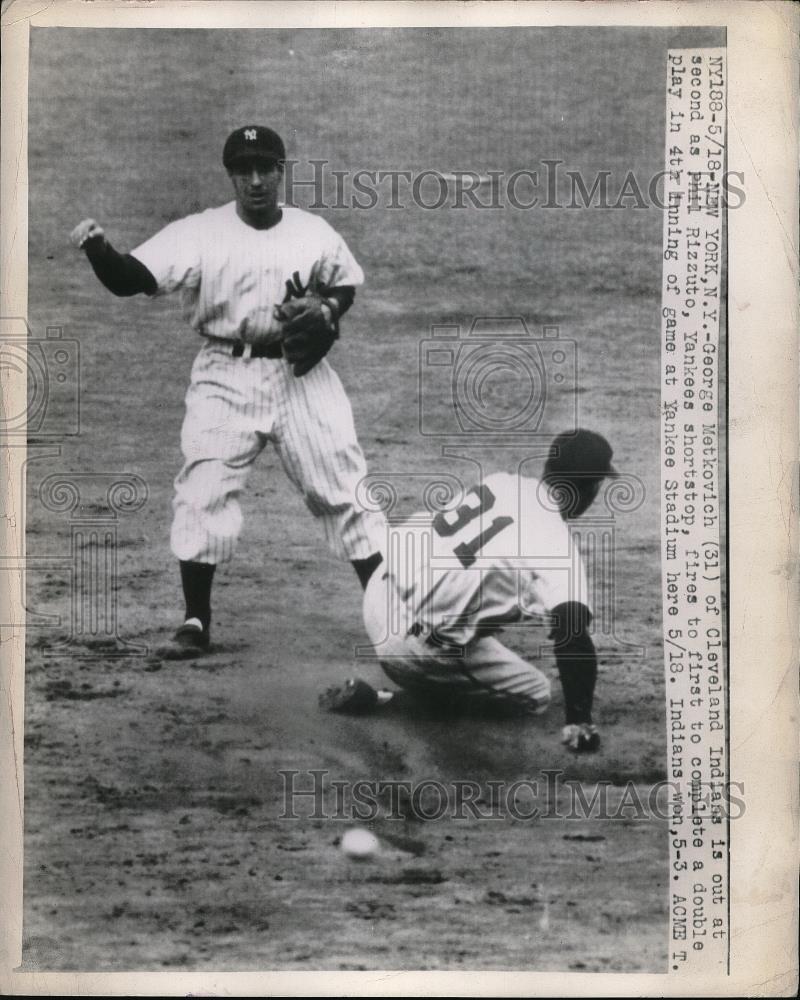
[340,828,380,859]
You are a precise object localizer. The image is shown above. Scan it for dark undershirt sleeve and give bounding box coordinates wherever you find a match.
[550,601,598,725]
[83,236,158,297]
[326,286,355,319]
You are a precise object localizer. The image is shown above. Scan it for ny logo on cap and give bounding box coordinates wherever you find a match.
[244,128,257,141]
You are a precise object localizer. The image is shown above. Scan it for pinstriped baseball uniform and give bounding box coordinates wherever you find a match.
[131,202,385,564]
[363,472,591,712]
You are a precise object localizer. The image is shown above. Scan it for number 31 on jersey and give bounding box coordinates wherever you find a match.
[432,485,513,568]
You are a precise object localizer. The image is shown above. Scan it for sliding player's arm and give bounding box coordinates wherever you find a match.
[550,600,600,753]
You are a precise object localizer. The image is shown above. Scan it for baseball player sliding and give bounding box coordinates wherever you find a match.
[71,125,385,657]
[321,430,619,753]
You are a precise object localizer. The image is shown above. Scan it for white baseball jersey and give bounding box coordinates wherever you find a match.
[131,203,364,341]
[129,202,384,566]
[386,472,591,648]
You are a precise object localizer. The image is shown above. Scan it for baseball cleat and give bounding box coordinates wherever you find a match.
[155,618,210,660]
[318,678,394,714]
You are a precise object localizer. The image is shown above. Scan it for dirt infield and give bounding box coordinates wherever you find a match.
[20,24,723,972]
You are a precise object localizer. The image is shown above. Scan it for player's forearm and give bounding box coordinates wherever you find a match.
[554,637,597,725]
[83,236,157,297]
[550,601,598,725]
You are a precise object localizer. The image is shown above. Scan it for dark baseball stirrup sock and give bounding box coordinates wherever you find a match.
[351,552,383,590]
[179,560,216,630]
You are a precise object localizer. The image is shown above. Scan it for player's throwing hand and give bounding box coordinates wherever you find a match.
[70,218,105,250]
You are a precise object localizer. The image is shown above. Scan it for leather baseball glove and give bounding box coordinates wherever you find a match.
[270,264,343,377]
[274,292,339,377]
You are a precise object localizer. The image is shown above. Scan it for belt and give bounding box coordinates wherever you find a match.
[230,340,283,360]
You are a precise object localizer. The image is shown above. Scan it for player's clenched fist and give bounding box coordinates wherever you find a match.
[70,218,106,250]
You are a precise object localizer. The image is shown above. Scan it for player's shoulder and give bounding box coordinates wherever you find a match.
[484,471,546,505]
[483,471,518,494]
[518,473,562,517]
[485,472,566,527]
[480,471,517,507]
[199,201,239,224]
[160,201,234,232]
[279,205,341,237]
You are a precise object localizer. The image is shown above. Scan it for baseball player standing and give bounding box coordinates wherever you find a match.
[322,430,619,753]
[70,125,386,657]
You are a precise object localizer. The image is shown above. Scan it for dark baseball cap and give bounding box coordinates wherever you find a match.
[222,125,286,168]
[546,429,619,478]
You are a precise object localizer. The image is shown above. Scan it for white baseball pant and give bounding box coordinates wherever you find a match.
[362,570,551,714]
[170,340,386,564]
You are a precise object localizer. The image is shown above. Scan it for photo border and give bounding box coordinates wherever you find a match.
[1,1,797,996]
